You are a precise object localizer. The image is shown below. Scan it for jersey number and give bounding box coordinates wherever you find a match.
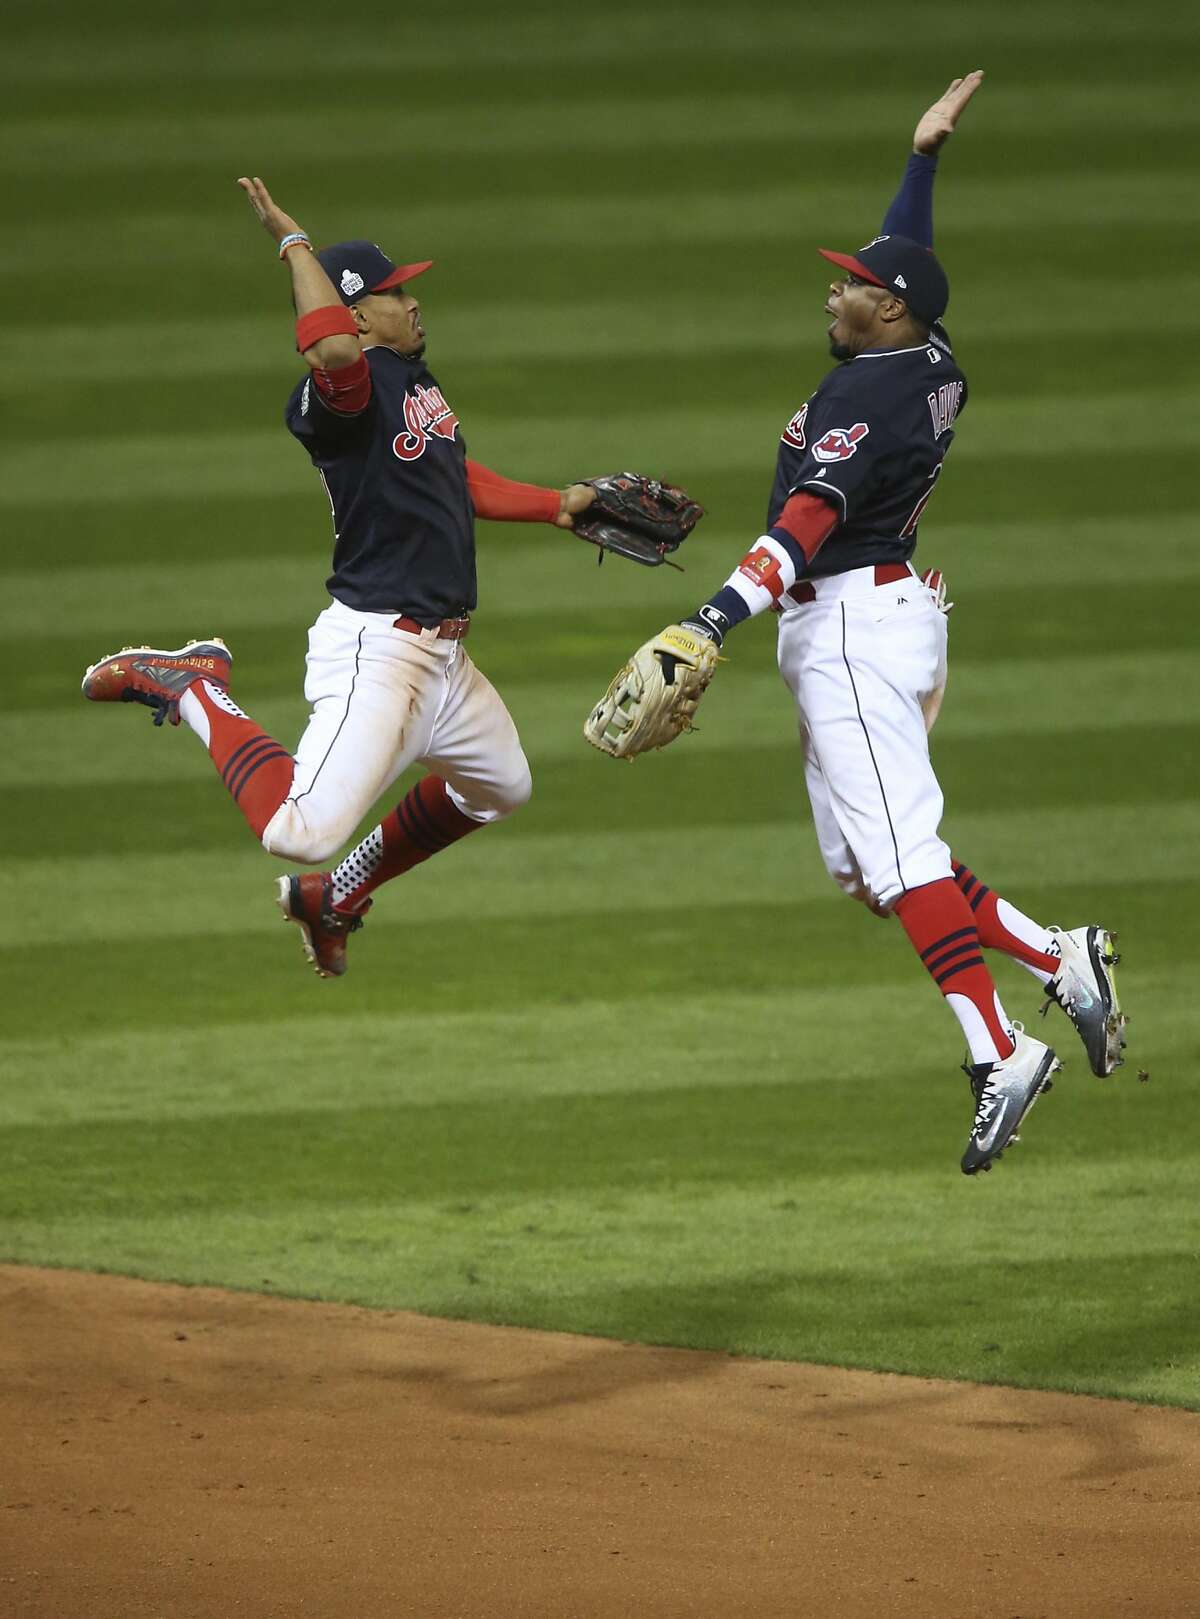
[900,457,945,539]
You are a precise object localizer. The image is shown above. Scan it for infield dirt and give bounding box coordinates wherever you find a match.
[3,1265,1197,1618]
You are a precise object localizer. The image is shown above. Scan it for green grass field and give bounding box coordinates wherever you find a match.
[4,0,1198,1407]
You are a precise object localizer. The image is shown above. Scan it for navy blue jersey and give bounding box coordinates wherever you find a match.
[285,346,475,620]
[768,334,967,576]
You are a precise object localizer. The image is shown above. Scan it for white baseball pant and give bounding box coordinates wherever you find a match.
[776,563,952,913]
[261,598,531,865]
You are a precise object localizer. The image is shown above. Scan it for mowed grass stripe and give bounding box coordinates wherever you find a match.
[12,803,1198,947]
[0,985,1013,1125]
[11,651,1199,788]
[0,1059,1182,1221]
[8,722,1191,862]
[8,389,1200,510]
[4,578,1192,687]
[8,511,1197,597]
[16,338,1198,457]
[10,84,1200,175]
[19,275,1200,385]
[6,7,1195,87]
[1,963,1176,1129]
[7,175,1196,274]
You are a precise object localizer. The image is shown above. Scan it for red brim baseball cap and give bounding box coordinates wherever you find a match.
[817,249,887,288]
[317,240,435,305]
[816,235,949,326]
[372,260,434,290]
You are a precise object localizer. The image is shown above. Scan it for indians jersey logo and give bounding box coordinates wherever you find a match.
[781,403,808,450]
[811,422,870,463]
[392,384,460,461]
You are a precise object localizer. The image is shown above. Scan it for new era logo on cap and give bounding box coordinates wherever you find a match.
[817,233,949,327]
[317,239,435,305]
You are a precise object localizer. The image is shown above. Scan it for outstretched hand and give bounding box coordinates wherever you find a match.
[555,482,596,530]
[237,175,306,245]
[913,71,984,155]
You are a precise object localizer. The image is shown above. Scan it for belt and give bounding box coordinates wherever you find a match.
[783,562,912,608]
[394,614,471,640]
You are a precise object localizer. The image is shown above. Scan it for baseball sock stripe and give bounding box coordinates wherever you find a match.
[231,749,294,803]
[924,939,982,975]
[227,740,288,799]
[949,853,1061,981]
[934,955,987,987]
[407,784,454,848]
[221,735,272,786]
[895,878,1015,1065]
[920,926,975,962]
[396,797,442,854]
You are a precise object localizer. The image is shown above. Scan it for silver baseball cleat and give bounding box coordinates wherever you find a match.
[961,1024,1061,1176]
[1040,925,1127,1077]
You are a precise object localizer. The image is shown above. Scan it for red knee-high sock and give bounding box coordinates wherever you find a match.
[894,878,1016,1064]
[951,859,1060,980]
[189,680,294,840]
[328,775,481,910]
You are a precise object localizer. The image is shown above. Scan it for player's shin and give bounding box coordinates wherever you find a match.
[327,775,482,911]
[180,680,294,840]
[951,860,1060,984]
[894,878,1016,1064]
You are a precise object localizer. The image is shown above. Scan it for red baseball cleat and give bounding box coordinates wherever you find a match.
[81,639,231,726]
[276,873,370,979]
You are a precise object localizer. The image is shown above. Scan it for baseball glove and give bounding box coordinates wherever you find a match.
[573,472,704,568]
[584,624,718,760]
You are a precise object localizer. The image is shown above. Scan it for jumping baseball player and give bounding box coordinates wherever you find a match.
[81,179,700,977]
[584,75,1130,1175]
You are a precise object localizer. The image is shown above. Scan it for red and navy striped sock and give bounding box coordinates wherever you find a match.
[894,877,1016,1065]
[951,859,1060,983]
[188,680,294,840]
[329,775,480,909]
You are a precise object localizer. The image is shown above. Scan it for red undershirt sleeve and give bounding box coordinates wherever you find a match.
[770,491,839,565]
[465,459,561,523]
[310,354,372,415]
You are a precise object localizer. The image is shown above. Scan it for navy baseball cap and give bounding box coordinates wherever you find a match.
[818,234,949,327]
[317,239,434,306]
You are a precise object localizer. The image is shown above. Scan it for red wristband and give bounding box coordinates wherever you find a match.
[295,305,359,352]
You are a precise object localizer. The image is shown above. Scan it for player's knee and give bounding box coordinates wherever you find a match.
[261,805,356,866]
[501,760,533,815]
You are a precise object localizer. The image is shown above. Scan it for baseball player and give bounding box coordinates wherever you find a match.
[80,179,683,977]
[585,75,1129,1174]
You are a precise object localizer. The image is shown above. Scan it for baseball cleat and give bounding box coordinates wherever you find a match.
[961,1024,1061,1176]
[276,873,370,979]
[81,638,231,726]
[1040,926,1127,1077]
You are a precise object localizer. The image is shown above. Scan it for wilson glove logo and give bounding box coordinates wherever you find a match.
[811,422,870,463]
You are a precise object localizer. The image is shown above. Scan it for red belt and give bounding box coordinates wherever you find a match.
[394,615,471,640]
[785,562,911,607]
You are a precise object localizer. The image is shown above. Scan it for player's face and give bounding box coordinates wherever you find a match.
[824,275,889,361]
[354,286,427,358]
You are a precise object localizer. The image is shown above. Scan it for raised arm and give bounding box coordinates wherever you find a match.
[881,71,985,247]
[237,175,361,371]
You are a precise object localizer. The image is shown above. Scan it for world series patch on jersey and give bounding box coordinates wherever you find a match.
[768,340,967,578]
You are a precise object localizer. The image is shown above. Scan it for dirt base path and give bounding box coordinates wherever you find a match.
[2,1266,1197,1618]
